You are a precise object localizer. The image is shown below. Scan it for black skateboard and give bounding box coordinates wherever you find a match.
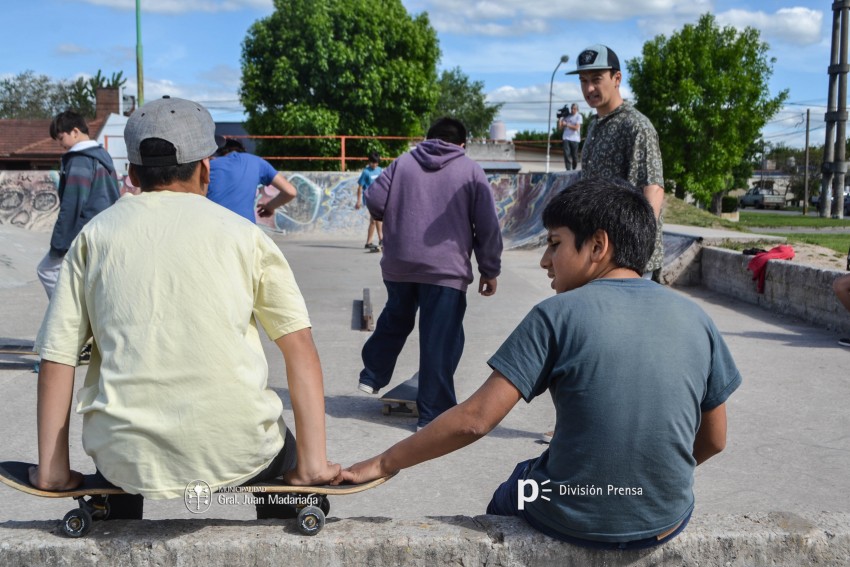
[0,460,393,537]
[380,373,418,417]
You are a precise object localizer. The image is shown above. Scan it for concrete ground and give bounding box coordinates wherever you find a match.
[0,224,848,526]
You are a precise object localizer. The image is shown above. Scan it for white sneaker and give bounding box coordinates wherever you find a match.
[358,382,378,395]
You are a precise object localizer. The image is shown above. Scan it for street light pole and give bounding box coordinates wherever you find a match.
[546,54,570,174]
[136,0,144,107]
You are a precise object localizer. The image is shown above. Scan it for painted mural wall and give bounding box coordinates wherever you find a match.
[1,170,580,249]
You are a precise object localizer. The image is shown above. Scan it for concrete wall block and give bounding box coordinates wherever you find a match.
[2,513,850,567]
[691,247,850,335]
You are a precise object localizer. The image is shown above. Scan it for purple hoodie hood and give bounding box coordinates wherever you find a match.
[410,139,466,171]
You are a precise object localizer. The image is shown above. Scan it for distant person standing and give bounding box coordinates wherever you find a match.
[355,151,384,250]
[558,103,582,170]
[208,138,297,222]
[358,118,503,430]
[38,111,120,299]
[568,44,665,279]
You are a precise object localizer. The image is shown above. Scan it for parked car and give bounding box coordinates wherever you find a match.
[739,187,785,210]
[810,187,850,213]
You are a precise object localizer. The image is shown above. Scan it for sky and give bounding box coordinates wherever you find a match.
[0,0,833,148]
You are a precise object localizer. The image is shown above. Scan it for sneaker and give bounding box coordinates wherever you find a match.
[358,382,378,395]
[540,430,554,444]
[78,343,92,364]
[839,338,850,347]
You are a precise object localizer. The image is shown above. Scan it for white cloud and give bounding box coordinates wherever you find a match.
[77,0,271,14]
[717,7,823,46]
[408,0,710,36]
[55,43,91,56]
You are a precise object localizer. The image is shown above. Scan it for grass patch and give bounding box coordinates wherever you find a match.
[663,196,746,231]
[771,233,850,256]
[738,212,850,228]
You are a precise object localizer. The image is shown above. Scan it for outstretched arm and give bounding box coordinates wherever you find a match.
[275,328,341,485]
[257,173,297,217]
[337,371,521,484]
[30,361,83,491]
[693,403,727,465]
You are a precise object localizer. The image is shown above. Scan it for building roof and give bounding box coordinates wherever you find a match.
[0,118,107,165]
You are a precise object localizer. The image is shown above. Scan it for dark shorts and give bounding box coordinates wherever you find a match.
[487,459,692,550]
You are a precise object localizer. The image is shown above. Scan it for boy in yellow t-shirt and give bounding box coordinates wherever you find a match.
[31,97,340,519]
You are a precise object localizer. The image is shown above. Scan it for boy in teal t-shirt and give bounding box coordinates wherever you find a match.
[355,152,383,250]
[336,177,741,550]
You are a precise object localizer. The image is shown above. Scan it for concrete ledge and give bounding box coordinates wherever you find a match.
[696,247,850,335]
[1,513,849,566]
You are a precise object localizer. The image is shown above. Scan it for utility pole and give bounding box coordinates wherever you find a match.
[821,0,850,218]
[804,109,811,215]
[136,0,144,107]
[546,55,569,174]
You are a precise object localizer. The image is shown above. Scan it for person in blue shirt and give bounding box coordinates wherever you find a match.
[208,138,296,222]
[337,177,741,550]
[354,152,383,250]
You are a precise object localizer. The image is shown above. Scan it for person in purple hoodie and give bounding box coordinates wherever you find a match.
[358,117,503,429]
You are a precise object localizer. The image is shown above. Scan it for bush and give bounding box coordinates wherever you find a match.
[721,196,739,213]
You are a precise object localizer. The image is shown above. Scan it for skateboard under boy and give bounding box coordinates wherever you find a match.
[0,461,393,538]
[380,373,419,417]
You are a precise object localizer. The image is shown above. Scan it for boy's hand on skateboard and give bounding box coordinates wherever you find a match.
[28,465,83,492]
[333,457,393,485]
[282,461,342,486]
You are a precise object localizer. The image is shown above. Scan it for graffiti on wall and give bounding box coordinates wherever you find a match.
[4,169,580,250]
[0,171,61,231]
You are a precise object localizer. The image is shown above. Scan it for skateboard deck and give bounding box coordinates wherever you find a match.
[380,373,419,417]
[0,461,393,537]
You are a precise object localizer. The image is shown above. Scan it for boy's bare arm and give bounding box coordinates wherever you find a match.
[30,361,83,491]
[274,328,341,485]
[257,173,297,217]
[693,403,727,465]
[642,184,664,220]
[338,371,522,484]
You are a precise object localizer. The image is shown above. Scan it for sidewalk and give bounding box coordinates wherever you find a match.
[0,226,848,525]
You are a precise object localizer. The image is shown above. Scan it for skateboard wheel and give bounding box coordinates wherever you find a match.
[296,505,325,536]
[319,495,330,516]
[61,508,93,538]
[381,405,390,416]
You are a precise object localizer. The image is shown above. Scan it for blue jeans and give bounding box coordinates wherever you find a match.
[487,459,692,550]
[360,281,466,427]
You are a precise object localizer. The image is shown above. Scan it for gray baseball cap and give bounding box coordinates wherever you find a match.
[125,96,218,166]
[566,44,621,75]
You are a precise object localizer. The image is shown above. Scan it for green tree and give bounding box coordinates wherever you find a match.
[426,67,502,138]
[0,69,126,119]
[627,13,788,206]
[0,71,67,119]
[240,0,440,170]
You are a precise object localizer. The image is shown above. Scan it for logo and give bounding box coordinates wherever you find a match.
[184,480,212,514]
[578,50,599,66]
[517,478,552,510]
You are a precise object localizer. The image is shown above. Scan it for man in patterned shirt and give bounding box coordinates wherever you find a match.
[567,44,665,279]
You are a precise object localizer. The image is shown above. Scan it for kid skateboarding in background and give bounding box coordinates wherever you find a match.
[30,96,341,520]
[338,177,741,549]
[355,151,384,251]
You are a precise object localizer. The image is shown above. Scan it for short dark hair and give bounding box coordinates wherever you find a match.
[214,138,246,157]
[49,111,89,139]
[367,151,381,163]
[542,177,656,273]
[133,138,200,192]
[426,117,467,146]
